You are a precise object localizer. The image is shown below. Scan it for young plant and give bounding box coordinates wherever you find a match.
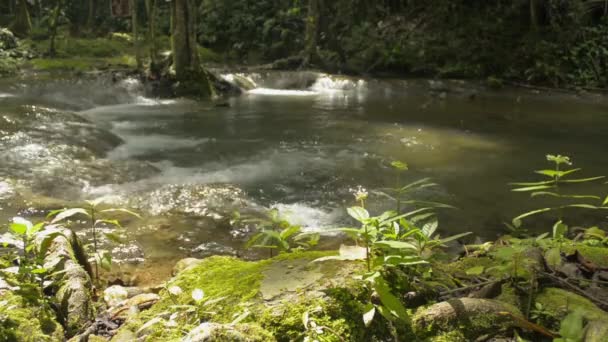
[378,161,441,214]
[244,208,309,257]
[47,198,140,284]
[511,154,606,225]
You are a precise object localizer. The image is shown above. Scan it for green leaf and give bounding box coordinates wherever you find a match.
[347,206,369,222]
[553,220,568,239]
[28,222,45,236]
[9,222,28,236]
[561,176,605,183]
[31,268,47,274]
[545,247,562,268]
[391,161,408,171]
[372,276,410,323]
[398,178,434,192]
[511,185,555,192]
[530,192,600,200]
[50,208,91,224]
[439,232,472,244]
[465,266,485,275]
[104,232,124,244]
[100,208,142,219]
[558,311,585,341]
[279,225,301,240]
[510,180,554,186]
[603,195,608,206]
[363,304,376,327]
[512,208,553,222]
[374,240,418,251]
[95,219,122,228]
[98,252,112,271]
[534,168,581,178]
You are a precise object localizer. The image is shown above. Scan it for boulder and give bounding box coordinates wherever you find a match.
[535,288,608,322]
[412,298,523,339]
[0,28,17,50]
[104,285,144,308]
[0,291,64,341]
[172,258,204,276]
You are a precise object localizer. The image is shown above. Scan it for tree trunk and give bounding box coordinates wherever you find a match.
[171,0,200,78]
[530,0,539,30]
[145,0,158,68]
[11,0,32,37]
[304,0,322,65]
[131,0,143,69]
[49,0,62,56]
[171,0,212,97]
[87,0,96,31]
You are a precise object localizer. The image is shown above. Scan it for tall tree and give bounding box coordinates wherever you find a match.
[171,0,213,97]
[303,0,322,66]
[48,0,63,56]
[11,0,32,37]
[145,0,159,68]
[131,0,143,69]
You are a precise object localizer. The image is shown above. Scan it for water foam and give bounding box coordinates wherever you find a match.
[247,88,318,96]
[107,135,209,159]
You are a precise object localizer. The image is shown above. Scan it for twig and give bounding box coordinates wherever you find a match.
[498,311,558,338]
[439,279,503,296]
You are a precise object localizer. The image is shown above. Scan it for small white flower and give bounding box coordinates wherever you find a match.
[349,185,368,202]
[168,285,183,296]
[191,288,205,303]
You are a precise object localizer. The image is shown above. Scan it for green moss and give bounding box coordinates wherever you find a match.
[496,283,523,310]
[535,288,608,322]
[563,244,608,268]
[0,291,64,342]
[198,46,222,63]
[431,330,468,342]
[29,55,136,72]
[412,299,521,340]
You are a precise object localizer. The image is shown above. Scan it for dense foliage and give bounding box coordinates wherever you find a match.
[1,0,608,87]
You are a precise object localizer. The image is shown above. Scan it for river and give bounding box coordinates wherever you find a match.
[1,71,607,284]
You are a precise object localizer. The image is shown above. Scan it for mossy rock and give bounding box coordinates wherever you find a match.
[412,298,523,340]
[563,244,608,268]
[182,323,273,342]
[535,288,608,322]
[112,251,394,341]
[0,290,64,342]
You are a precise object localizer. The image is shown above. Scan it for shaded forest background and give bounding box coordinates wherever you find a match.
[1,0,608,88]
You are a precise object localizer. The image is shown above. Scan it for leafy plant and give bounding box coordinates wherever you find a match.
[554,310,586,342]
[244,208,318,257]
[511,154,607,225]
[378,161,442,214]
[47,198,140,284]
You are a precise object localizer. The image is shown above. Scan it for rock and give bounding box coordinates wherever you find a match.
[191,242,237,259]
[110,329,138,342]
[103,285,143,307]
[172,258,204,276]
[109,293,160,321]
[535,288,608,322]
[112,252,375,341]
[0,28,17,50]
[585,320,608,342]
[412,298,523,339]
[0,291,65,342]
[182,323,274,342]
[38,227,95,337]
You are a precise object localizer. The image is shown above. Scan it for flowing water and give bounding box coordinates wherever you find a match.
[1,71,608,284]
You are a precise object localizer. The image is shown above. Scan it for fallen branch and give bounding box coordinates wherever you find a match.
[498,311,558,338]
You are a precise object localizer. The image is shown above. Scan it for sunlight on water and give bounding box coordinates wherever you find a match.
[247,88,319,96]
